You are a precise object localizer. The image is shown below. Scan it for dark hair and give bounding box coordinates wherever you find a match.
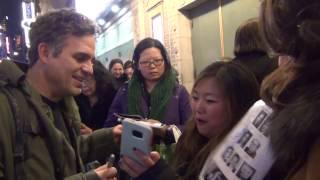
[124,60,133,69]
[108,58,123,70]
[173,61,259,179]
[28,9,95,67]
[92,60,116,99]
[233,18,277,86]
[234,18,267,56]
[260,0,320,107]
[259,0,320,174]
[259,0,320,61]
[132,37,171,81]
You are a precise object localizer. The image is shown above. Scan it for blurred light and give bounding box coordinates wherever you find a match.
[6,37,10,54]
[76,0,113,20]
[22,1,36,48]
[5,16,8,20]
[22,3,26,19]
[111,4,120,13]
[104,22,111,29]
[118,7,128,17]
[13,52,19,56]
[0,25,2,29]
[31,2,35,18]
[97,18,106,26]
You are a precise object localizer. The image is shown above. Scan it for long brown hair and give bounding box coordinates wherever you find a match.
[260,0,320,108]
[172,61,259,179]
[259,0,320,174]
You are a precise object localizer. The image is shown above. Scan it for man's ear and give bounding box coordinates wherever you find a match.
[37,42,51,63]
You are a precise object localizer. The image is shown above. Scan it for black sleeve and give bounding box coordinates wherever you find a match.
[134,159,177,180]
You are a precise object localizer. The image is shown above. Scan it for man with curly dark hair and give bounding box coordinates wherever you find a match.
[0,9,119,179]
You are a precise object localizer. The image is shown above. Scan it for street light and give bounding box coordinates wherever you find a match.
[111,4,120,13]
[97,18,106,26]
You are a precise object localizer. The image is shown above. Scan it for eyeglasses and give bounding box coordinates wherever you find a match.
[139,59,164,67]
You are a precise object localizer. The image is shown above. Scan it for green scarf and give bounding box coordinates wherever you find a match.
[128,69,177,122]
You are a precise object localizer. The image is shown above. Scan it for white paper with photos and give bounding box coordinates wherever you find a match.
[199,100,275,180]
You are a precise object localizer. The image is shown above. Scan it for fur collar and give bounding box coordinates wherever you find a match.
[270,84,320,171]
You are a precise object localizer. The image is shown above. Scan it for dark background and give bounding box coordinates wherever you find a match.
[0,0,22,36]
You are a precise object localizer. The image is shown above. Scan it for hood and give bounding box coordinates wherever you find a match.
[0,60,25,87]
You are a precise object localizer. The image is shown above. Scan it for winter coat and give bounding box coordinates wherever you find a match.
[75,92,116,130]
[233,52,277,86]
[0,60,119,180]
[266,82,320,180]
[104,83,192,129]
[289,140,320,180]
[134,159,176,180]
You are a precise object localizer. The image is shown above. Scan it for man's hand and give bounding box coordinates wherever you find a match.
[94,164,117,180]
[112,124,122,144]
[80,123,93,135]
[119,150,160,178]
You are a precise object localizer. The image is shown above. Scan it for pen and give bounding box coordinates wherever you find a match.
[106,154,115,168]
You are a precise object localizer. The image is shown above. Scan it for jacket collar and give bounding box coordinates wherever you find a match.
[0,60,25,87]
[27,84,81,134]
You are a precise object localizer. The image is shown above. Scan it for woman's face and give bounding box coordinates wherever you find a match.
[138,47,165,83]
[125,67,134,80]
[111,63,124,78]
[191,77,228,138]
[82,75,96,96]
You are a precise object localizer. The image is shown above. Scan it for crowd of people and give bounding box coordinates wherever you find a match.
[0,0,320,179]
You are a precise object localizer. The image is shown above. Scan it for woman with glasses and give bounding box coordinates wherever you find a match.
[104,37,192,129]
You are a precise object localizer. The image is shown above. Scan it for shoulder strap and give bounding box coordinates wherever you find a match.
[1,87,26,180]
